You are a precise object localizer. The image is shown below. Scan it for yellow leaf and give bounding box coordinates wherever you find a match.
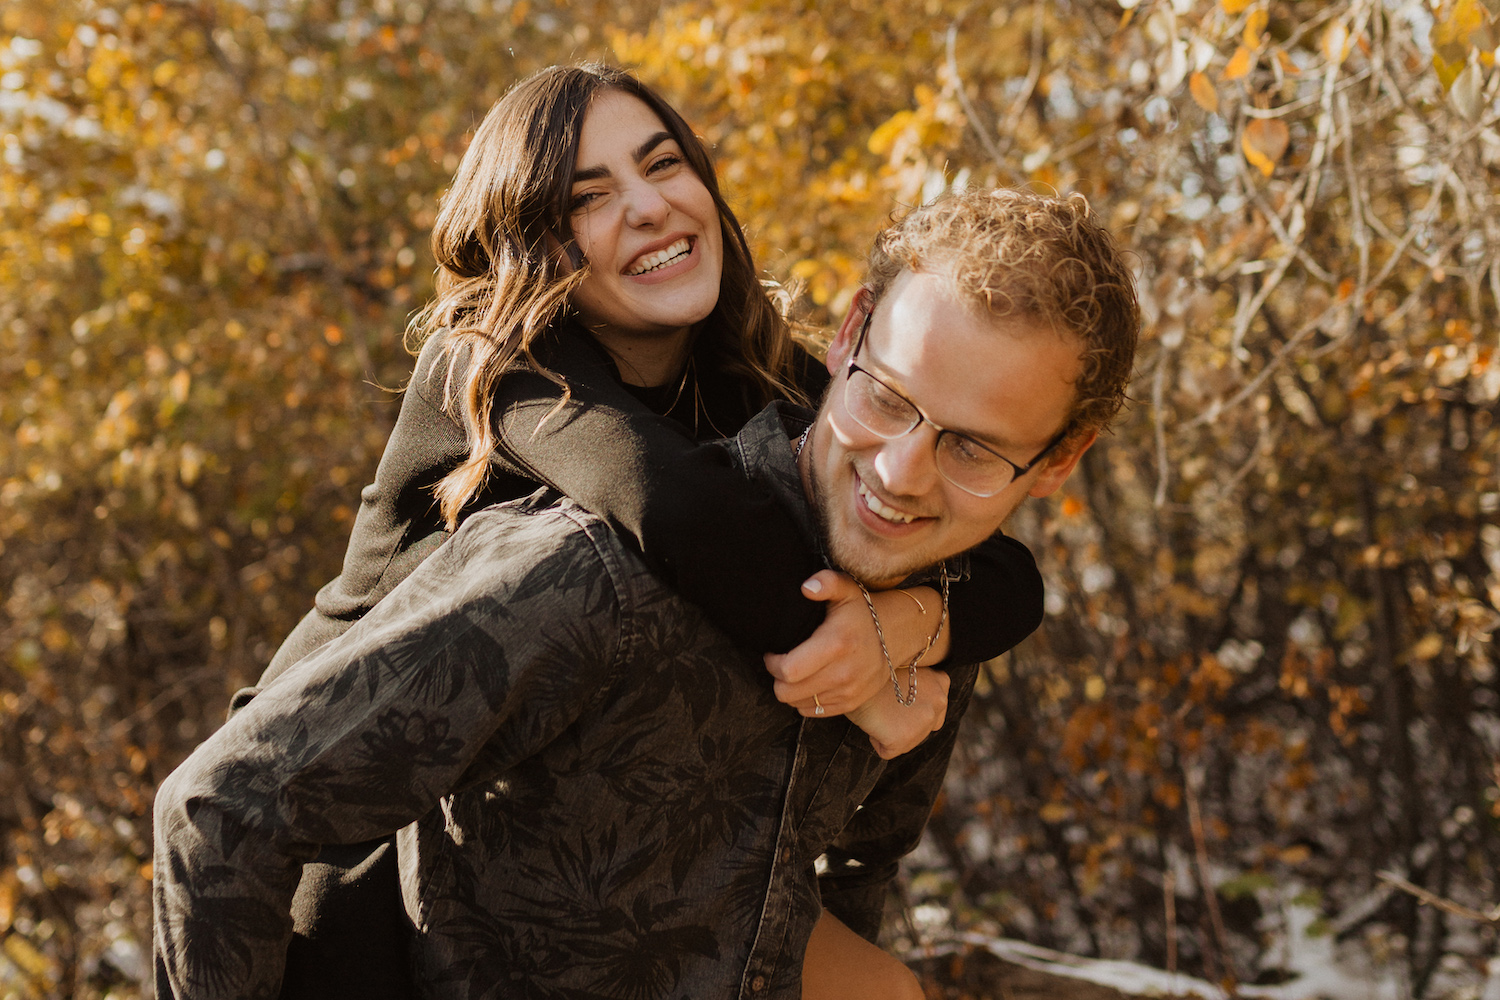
[1224,45,1255,80]
[1221,0,1252,11]
[152,59,179,87]
[1189,71,1219,113]
[1433,0,1486,49]
[1039,802,1071,823]
[867,111,913,156]
[180,443,203,485]
[41,620,70,652]
[1275,49,1298,75]
[1244,8,1269,49]
[1280,844,1312,864]
[790,259,823,281]
[1411,633,1444,660]
[1241,117,1289,176]
[1432,0,1490,89]
[1433,52,1467,91]
[1084,676,1106,701]
[3,934,51,978]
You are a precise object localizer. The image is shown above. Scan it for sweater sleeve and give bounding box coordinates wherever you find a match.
[481,327,826,654]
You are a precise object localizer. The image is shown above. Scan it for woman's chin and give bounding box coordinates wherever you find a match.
[615,296,720,339]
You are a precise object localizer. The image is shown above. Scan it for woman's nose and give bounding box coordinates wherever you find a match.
[622,181,671,227]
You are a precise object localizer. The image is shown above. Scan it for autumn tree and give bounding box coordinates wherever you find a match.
[2,0,1497,996]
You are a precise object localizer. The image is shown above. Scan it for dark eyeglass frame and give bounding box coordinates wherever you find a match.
[843,310,1072,498]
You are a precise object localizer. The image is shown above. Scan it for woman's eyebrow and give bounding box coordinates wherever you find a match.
[633,131,673,162]
[571,132,675,185]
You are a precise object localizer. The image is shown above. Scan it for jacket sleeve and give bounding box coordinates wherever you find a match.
[153,508,628,1000]
[940,533,1045,665]
[414,327,1044,661]
[481,327,826,654]
[816,663,982,940]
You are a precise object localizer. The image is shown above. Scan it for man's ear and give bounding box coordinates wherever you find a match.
[825,288,873,375]
[1027,429,1097,498]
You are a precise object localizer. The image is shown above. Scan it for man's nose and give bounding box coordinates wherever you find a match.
[870,427,940,498]
[622,180,670,227]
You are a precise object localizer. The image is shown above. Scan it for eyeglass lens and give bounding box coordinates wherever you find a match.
[844,369,1016,496]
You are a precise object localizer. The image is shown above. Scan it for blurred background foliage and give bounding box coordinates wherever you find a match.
[2,0,1499,996]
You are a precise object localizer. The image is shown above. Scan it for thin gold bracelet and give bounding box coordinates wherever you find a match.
[894,588,927,615]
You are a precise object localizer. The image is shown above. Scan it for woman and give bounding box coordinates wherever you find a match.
[261,64,1041,998]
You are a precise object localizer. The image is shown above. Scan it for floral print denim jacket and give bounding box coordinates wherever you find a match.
[152,402,981,1000]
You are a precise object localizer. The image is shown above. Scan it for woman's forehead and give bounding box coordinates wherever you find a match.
[577,91,670,157]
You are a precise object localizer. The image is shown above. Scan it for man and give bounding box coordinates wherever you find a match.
[153,187,1139,999]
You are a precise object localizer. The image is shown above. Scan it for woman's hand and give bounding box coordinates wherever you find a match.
[846,667,949,759]
[764,569,950,719]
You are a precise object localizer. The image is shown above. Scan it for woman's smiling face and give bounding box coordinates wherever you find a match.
[566,89,724,360]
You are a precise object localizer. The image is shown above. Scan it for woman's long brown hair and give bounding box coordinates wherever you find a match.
[408,63,804,528]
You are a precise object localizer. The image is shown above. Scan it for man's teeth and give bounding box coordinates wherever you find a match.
[626,239,691,275]
[859,482,916,524]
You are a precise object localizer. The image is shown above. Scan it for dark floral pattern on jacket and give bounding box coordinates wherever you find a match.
[153,403,979,1000]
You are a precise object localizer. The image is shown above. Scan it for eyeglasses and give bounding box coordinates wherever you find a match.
[840,311,1071,498]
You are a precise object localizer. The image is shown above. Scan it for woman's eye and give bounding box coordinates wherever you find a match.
[570,190,602,212]
[647,153,683,174]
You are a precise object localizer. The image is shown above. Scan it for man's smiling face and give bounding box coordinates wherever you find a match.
[801,268,1094,589]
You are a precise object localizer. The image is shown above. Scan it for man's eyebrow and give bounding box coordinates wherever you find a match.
[570,132,676,186]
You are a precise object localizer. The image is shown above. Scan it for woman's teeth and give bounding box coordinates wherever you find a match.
[626,238,691,275]
[859,482,916,524]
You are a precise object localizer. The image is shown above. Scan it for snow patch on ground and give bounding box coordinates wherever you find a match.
[909,921,1500,1000]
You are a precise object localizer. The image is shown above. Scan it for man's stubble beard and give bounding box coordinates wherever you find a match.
[803,414,940,591]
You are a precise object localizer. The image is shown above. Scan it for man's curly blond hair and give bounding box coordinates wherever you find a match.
[864,188,1139,447]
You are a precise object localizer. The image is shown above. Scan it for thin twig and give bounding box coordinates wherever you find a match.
[1186,301,1339,430]
[1164,867,1179,976]
[1152,341,1172,508]
[1186,767,1240,993]
[1000,1,1047,140]
[1227,160,1304,360]
[104,664,222,741]
[945,17,1010,180]
[1236,65,1371,120]
[1200,416,1272,505]
[1297,15,1349,222]
[1242,186,1334,283]
[1376,871,1500,924]
[1338,91,1370,291]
